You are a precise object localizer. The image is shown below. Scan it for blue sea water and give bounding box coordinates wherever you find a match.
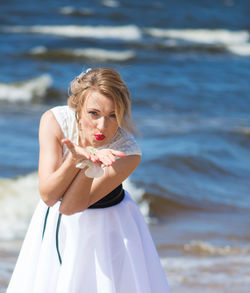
[0,0,250,291]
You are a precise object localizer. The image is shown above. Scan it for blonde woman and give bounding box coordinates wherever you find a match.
[7,68,170,293]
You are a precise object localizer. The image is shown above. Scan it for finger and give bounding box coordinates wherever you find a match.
[94,159,103,167]
[101,154,115,167]
[107,154,116,164]
[92,151,111,166]
[111,150,126,158]
[78,149,91,160]
[61,138,68,144]
[62,139,90,160]
[61,139,76,153]
[90,153,98,163]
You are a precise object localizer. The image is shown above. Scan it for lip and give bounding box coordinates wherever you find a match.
[94,134,106,141]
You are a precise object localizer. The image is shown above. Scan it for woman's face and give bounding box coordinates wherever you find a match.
[78,91,119,147]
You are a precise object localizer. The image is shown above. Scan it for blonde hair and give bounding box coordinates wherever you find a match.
[68,68,136,133]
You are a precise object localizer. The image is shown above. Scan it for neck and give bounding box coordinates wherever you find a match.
[78,133,90,148]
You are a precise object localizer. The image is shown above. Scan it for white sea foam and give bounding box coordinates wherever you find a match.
[30,46,47,54]
[3,25,141,41]
[0,173,147,240]
[0,74,52,103]
[0,173,40,240]
[184,240,250,256]
[228,43,250,56]
[68,48,135,61]
[145,28,249,45]
[58,6,93,16]
[145,28,250,56]
[102,0,119,7]
[30,47,136,61]
[58,6,75,14]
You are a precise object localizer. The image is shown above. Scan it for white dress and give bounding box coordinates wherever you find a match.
[7,106,170,293]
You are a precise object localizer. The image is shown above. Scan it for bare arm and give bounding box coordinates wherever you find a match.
[38,110,90,206]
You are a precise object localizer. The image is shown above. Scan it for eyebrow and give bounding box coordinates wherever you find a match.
[87,107,115,114]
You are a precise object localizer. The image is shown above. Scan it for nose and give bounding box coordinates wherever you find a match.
[97,116,107,131]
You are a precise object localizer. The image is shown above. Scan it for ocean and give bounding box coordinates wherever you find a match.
[0,0,250,292]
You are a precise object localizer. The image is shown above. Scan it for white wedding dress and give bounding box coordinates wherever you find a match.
[7,106,170,293]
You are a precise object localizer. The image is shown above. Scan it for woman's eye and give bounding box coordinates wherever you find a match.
[89,111,98,116]
[110,114,116,118]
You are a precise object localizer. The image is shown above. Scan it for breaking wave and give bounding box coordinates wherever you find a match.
[145,28,250,56]
[0,173,39,240]
[58,6,94,16]
[0,75,52,103]
[2,25,141,41]
[29,46,136,62]
[183,240,250,256]
[145,28,249,45]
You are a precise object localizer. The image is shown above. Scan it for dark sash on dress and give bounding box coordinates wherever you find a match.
[42,184,125,265]
[88,184,124,209]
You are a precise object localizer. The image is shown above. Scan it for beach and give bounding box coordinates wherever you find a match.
[1,0,250,292]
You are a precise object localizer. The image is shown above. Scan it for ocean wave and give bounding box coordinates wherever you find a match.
[0,173,147,240]
[0,173,40,240]
[228,43,250,56]
[102,0,119,8]
[232,128,250,137]
[0,74,52,103]
[226,127,250,150]
[161,254,250,290]
[158,240,250,256]
[142,174,250,215]
[143,191,205,217]
[155,42,227,54]
[145,28,250,56]
[58,6,94,16]
[145,28,249,44]
[183,240,250,256]
[151,154,233,178]
[29,46,136,62]
[2,25,141,41]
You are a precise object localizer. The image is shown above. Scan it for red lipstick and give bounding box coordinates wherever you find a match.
[95,134,105,141]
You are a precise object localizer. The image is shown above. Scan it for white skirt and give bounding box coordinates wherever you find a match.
[7,191,170,293]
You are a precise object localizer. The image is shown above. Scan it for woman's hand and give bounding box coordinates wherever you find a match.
[61,139,91,163]
[62,139,126,167]
[91,149,126,167]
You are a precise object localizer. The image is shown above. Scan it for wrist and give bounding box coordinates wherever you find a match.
[66,152,79,166]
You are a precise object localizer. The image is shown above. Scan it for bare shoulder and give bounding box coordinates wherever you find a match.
[39,109,63,139]
[40,109,57,127]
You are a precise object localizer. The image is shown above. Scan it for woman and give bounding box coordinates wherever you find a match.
[7,68,170,293]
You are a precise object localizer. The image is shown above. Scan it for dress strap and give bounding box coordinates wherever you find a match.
[42,207,50,240]
[56,213,62,265]
[42,207,62,265]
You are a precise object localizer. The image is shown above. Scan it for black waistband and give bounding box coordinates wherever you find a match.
[88,184,124,209]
